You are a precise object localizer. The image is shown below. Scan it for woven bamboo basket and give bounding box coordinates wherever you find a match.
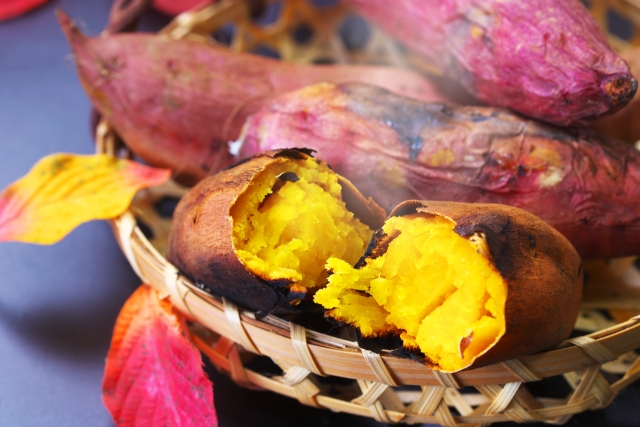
[99,0,640,424]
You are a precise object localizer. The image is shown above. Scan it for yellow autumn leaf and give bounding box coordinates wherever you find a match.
[0,153,171,244]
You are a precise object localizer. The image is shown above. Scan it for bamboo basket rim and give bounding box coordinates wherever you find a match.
[98,0,640,424]
[109,202,640,386]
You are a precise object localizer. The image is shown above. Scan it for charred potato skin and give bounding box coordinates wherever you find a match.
[238,82,640,260]
[356,200,584,371]
[167,148,385,314]
[167,151,284,314]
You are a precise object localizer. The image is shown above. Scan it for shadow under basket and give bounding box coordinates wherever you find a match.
[100,0,640,424]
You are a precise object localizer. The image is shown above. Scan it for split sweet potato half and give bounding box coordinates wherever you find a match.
[315,201,583,372]
[167,149,385,314]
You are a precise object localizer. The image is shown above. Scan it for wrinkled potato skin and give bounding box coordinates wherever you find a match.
[58,12,453,185]
[239,82,640,259]
[167,149,385,314]
[592,48,640,143]
[378,200,583,370]
[343,0,636,126]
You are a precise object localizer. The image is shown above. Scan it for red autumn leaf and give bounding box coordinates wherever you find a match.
[102,284,217,427]
[0,0,49,21]
[152,0,213,16]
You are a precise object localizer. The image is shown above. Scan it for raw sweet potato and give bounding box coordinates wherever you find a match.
[342,0,637,126]
[314,200,583,372]
[592,47,640,143]
[237,83,640,260]
[58,11,455,185]
[166,149,385,314]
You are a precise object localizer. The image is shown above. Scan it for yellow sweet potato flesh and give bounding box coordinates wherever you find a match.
[231,157,373,291]
[314,214,506,372]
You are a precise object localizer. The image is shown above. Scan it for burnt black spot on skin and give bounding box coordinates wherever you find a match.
[339,83,449,158]
[274,147,316,159]
[352,289,370,297]
[197,260,281,312]
[258,171,301,209]
[264,277,295,288]
[528,235,537,249]
[355,329,403,353]
[388,348,416,360]
[284,286,307,301]
[276,171,300,182]
[273,281,306,312]
[322,312,359,336]
[225,148,313,172]
[269,305,304,316]
[454,215,518,279]
[271,171,300,192]
[356,228,402,268]
[391,347,433,367]
[337,82,604,177]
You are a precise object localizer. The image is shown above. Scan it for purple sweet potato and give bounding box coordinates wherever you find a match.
[58,11,457,185]
[237,82,640,259]
[592,47,640,143]
[342,0,637,126]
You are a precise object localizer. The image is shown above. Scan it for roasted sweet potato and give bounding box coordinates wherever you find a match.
[238,82,640,260]
[592,47,640,143]
[166,149,385,314]
[343,0,637,126]
[58,11,455,185]
[314,200,583,372]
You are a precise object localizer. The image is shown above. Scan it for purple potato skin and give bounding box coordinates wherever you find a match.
[343,0,637,126]
[57,11,454,185]
[592,48,640,143]
[238,83,640,260]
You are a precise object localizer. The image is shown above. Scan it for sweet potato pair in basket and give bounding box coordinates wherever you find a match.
[167,149,582,373]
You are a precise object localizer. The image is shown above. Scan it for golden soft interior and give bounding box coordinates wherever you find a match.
[231,157,373,293]
[314,213,506,372]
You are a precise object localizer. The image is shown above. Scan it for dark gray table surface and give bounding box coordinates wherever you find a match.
[1,1,640,426]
